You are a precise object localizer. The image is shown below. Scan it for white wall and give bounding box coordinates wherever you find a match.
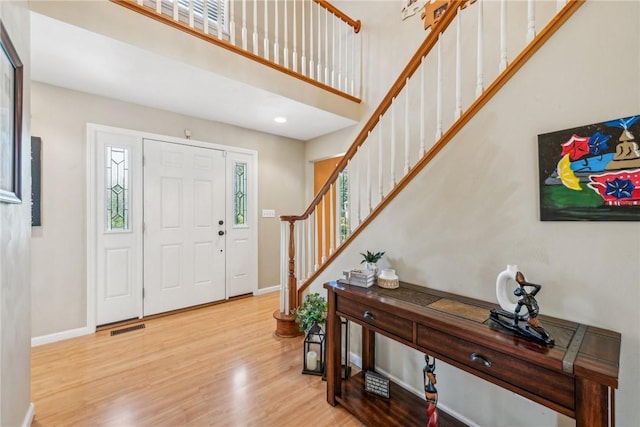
[0,1,33,426]
[30,82,306,337]
[304,1,640,426]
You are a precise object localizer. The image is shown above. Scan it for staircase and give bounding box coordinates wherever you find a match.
[274,0,585,336]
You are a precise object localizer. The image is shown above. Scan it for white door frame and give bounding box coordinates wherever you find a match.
[87,123,258,332]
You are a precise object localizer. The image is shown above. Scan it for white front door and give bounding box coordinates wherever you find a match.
[143,139,226,316]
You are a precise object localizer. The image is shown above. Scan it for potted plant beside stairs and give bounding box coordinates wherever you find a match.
[293,293,328,375]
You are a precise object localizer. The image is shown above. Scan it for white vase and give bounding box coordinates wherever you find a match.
[496,264,519,313]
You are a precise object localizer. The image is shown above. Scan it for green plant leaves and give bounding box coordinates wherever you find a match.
[292,293,328,333]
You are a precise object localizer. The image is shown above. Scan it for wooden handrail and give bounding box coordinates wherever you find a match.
[315,0,361,33]
[110,0,361,104]
[279,0,460,223]
[293,0,585,302]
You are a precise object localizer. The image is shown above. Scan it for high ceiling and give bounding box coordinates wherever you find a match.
[30,11,358,141]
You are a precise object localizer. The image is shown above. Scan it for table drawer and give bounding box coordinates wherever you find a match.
[417,324,575,411]
[337,297,413,342]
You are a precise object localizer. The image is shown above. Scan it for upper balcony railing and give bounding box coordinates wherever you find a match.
[112,0,362,100]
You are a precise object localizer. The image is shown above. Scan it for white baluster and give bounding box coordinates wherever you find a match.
[391,98,396,186]
[499,0,508,71]
[253,0,258,55]
[274,0,280,65]
[475,0,484,98]
[351,30,356,95]
[356,147,361,225]
[155,0,161,14]
[230,0,236,45]
[172,0,178,20]
[527,0,536,43]
[419,57,426,156]
[344,29,350,93]
[189,0,195,27]
[367,134,372,213]
[313,210,319,271]
[292,0,296,71]
[317,2,322,83]
[329,184,335,255]
[435,33,443,140]
[295,221,304,278]
[203,0,209,33]
[321,195,326,264]
[455,7,462,120]
[331,13,336,88]
[310,0,315,79]
[378,116,384,200]
[301,0,306,75]
[307,214,313,278]
[264,0,270,60]
[404,78,410,175]
[338,21,343,91]
[217,0,223,39]
[242,0,247,50]
[324,8,329,85]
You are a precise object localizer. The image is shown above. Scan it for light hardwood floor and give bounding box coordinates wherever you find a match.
[31,292,363,426]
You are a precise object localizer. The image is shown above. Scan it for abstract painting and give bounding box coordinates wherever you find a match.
[538,115,640,221]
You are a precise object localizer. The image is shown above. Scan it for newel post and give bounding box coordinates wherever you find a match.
[273,217,303,337]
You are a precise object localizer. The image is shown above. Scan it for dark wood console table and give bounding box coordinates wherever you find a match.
[324,280,620,427]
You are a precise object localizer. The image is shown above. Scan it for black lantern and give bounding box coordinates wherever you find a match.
[322,318,351,381]
[302,323,325,375]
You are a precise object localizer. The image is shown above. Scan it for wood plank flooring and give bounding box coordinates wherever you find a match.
[31,292,363,426]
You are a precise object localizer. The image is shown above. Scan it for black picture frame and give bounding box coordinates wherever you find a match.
[0,20,24,203]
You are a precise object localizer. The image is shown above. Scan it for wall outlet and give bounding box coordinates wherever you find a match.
[262,209,276,218]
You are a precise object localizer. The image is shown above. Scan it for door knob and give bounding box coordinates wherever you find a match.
[218,230,225,236]
[218,220,224,225]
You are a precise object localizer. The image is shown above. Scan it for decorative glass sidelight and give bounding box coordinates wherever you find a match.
[234,161,248,226]
[106,146,130,231]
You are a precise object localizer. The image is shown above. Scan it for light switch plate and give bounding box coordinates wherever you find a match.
[262,209,276,218]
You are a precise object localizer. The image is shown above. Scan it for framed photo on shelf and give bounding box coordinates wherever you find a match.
[0,20,24,203]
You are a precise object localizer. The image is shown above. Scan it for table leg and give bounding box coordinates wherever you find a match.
[576,377,609,427]
[326,288,341,406]
[362,327,375,372]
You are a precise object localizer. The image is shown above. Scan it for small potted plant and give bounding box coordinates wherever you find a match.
[360,250,385,275]
[293,292,328,333]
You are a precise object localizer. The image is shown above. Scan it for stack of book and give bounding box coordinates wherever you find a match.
[342,269,376,288]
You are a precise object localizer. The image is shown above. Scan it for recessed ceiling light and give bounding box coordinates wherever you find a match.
[274,116,287,123]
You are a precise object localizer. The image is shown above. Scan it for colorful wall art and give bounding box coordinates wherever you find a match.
[538,115,640,221]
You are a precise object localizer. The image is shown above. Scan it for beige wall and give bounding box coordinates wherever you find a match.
[31,82,305,337]
[0,1,32,425]
[305,1,640,426]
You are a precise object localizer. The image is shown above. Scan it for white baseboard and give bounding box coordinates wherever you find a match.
[31,326,93,347]
[21,403,35,427]
[254,285,281,296]
[349,351,362,368]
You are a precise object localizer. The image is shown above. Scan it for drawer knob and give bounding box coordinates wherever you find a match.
[363,311,375,320]
[470,352,492,368]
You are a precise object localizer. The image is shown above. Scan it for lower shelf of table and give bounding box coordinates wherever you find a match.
[336,371,467,427]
